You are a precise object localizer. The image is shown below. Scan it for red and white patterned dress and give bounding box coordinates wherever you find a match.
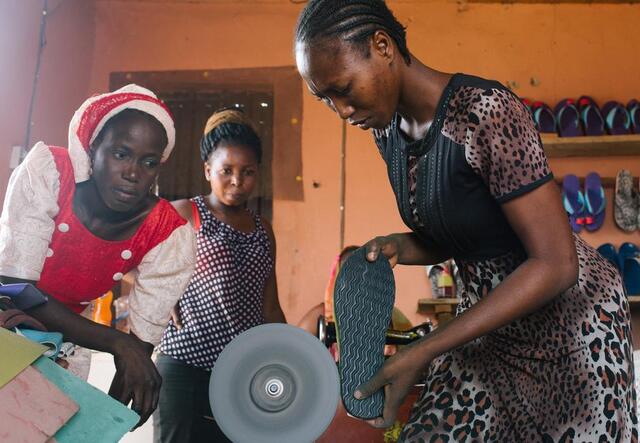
[0,143,196,345]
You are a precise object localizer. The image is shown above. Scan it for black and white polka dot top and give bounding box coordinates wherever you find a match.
[159,195,273,370]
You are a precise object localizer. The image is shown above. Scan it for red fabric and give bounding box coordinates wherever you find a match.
[76,93,172,151]
[37,147,187,313]
[190,200,201,231]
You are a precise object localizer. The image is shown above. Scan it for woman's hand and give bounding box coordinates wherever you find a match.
[364,233,449,267]
[354,341,432,428]
[1,283,166,429]
[109,334,162,429]
[364,235,402,268]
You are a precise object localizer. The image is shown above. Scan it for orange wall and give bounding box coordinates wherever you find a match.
[0,0,95,204]
[3,1,640,327]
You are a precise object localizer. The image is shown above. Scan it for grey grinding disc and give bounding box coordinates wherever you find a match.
[210,324,340,443]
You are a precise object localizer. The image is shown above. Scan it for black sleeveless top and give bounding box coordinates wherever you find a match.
[374,73,553,262]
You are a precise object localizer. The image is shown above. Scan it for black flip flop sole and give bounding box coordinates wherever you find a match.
[333,246,395,419]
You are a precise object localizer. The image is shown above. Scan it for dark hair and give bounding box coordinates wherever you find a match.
[295,0,411,65]
[200,111,262,163]
[92,108,167,149]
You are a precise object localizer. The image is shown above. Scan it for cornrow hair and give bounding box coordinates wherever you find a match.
[295,0,411,65]
[200,108,262,163]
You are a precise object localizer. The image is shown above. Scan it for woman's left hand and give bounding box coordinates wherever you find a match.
[354,341,432,428]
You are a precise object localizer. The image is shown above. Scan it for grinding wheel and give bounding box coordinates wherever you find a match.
[210,324,339,443]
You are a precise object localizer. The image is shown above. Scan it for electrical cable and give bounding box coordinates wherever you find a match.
[24,0,49,151]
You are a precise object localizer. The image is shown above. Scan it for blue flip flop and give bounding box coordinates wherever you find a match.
[619,243,640,295]
[602,101,631,135]
[584,172,606,232]
[333,246,395,419]
[597,243,620,271]
[562,174,587,233]
[578,96,605,136]
[627,99,640,134]
[554,99,583,137]
[531,101,557,133]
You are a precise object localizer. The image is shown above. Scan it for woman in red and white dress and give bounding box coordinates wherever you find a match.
[0,84,196,426]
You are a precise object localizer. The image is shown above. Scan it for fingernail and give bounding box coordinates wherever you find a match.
[354,390,362,399]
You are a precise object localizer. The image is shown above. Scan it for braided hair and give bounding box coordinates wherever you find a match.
[295,0,411,65]
[200,108,262,163]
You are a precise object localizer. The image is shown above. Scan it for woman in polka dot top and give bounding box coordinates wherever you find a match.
[154,108,286,443]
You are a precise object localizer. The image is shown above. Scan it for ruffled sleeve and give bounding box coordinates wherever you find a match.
[127,223,196,345]
[0,142,60,280]
[462,88,553,203]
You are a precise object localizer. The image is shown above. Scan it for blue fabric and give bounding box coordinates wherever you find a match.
[17,329,63,359]
[33,356,139,442]
[0,283,48,311]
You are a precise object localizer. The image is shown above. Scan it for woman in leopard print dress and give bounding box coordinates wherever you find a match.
[295,1,637,441]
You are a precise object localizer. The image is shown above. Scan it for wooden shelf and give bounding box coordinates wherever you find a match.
[418,298,460,305]
[554,176,616,189]
[418,298,459,313]
[553,176,640,189]
[541,134,640,158]
[629,296,640,305]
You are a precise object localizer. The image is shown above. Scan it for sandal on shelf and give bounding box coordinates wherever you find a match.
[554,99,583,137]
[426,264,444,299]
[628,99,640,134]
[333,246,395,419]
[562,174,587,233]
[584,172,606,232]
[596,243,620,271]
[451,261,464,299]
[578,96,605,136]
[614,170,639,232]
[619,243,640,295]
[531,101,557,133]
[602,101,631,135]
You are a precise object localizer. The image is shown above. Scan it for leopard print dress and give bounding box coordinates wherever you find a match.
[374,74,638,442]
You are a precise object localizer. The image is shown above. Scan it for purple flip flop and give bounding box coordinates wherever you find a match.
[627,99,640,134]
[554,99,583,137]
[584,172,606,232]
[578,96,605,136]
[562,174,587,233]
[531,101,556,133]
[602,101,631,135]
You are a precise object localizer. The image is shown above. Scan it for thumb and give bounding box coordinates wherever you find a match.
[366,236,387,262]
[354,370,386,400]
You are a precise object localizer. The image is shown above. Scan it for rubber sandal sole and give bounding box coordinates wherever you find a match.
[333,246,395,419]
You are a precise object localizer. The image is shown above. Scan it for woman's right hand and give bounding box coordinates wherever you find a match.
[109,334,162,429]
[364,233,448,267]
[364,235,402,268]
